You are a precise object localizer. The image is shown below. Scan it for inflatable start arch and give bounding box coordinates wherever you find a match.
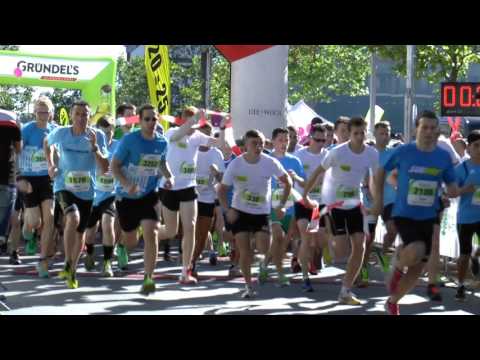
[0,50,117,123]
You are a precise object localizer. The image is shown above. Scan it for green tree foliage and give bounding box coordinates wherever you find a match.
[288,45,372,104]
[115,56,150,109]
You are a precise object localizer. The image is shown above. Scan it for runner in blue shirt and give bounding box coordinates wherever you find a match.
[83,116,119,278]
[262,127,305,287]
[373,110,461,315]
[45,100,109,289]
[17,96,58,277]
[112,104,171,295]
[454,130,480,301]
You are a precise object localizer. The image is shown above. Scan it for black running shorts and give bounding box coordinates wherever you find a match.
[394,217,435,259]
[87,196,116,229]
[457,222,480,256]
[55,191,93,233]
[229,209,271,235]
[161,187,197,212]
[329,206,364,236]
[116,191,159,232]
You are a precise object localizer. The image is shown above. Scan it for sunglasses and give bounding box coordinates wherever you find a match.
[142,117,157,122]
[311,137,326,143]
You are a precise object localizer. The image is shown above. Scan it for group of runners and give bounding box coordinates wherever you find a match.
[1,95,479,315]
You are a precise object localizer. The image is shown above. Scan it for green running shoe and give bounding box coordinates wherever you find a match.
[116,244,129,270]
[102,260,114,277]
[258,264,269,285]
[36,260,50,279]
[84,253,96,271]
[141,275,156,295]
[277,273,290,287]
[66,271,79,289]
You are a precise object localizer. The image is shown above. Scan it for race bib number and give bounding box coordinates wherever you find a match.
[407,180,437,207]
[179,162,196,179]
[472,187,480,206]
[65,171,90,193]
[138,154,161,176]
[197,176,209,186]
[271,188,294,209]
[125,164,148,192]
[31,150,48,172]
[241,190,266,208]
[96,174,114,192]
[335,185,358,201]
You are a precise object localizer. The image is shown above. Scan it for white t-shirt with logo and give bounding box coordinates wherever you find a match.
[196,147,225,204]
[160,128,210,190]
[222,153,287,215]
[321,142,379,209]
[294,147,328,203]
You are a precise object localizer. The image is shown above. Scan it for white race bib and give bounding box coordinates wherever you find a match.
[31,150,48,173]
[407,180,437,207]
[96,174,114,192]
[241,190,266,209]
[65,171,90,193]
[335,185,358,201]
[179,162,196,180]
[138,154,161,176]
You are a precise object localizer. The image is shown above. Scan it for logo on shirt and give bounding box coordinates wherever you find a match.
[177,142,187,149]
[303,165,310,171]
[340,164,351,172]
[408,166,441,176]
[235,175,248,182]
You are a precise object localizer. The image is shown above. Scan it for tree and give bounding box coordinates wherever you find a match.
[288,45,372,104]
[42,88,82,121]
[0,45,35,114]
[370,45,480,83]
[115,56,150,109]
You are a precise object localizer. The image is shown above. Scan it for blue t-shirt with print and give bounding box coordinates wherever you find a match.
[268,152,305,216]
[47,126,107,201]
[93,139,119,206]
[20,121,58,177]
[455,159,480,224]
[383,143,456,220]
[113,130,168,200]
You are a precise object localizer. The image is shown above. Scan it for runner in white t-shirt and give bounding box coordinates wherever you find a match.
[293,124,329,292]
[157,107,227,284]
[218,130,291,298]
[303,117,379,305]
[189,122,225,277]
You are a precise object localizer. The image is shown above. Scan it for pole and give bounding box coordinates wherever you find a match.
[369,52,377,137]
[201,46,211,109]
[404,45,415,142]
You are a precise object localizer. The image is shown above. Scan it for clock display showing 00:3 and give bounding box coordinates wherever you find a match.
[441,82,480,116]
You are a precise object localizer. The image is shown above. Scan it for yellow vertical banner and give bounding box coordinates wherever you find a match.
[59,108,69,126]
[145,45,171,132]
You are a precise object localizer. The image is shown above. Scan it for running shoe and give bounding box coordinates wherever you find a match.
[357,266,369,288]
[258,264,269,285]
[141,275,156,295]
[36,260,50,279]
[277,273,290,287]
[241,285,256,299]
[291,257,301,273]
[384,299,400,315]
[58,263,70,280]
[102,260,114,277]
[308,262,318,276]
[116,244,128,270]
[209,251,218,266]
[427,284,442,302]
[228,264,242,278]
[218,242,229,257]
[66,271,79,289]
[25,235,37,256]
[455,285,466,302]
[179,269,198,285]
[9,251,22,265]
[84,253,96,271]
[377,252,391,274]
[302,278,314,293]
[338,290,362,305]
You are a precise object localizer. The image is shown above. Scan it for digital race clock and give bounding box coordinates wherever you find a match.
[441,82,480,116]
